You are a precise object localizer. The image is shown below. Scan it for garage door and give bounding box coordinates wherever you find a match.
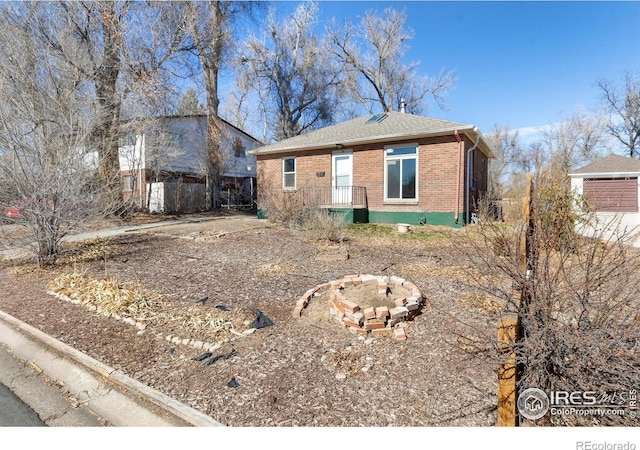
[583,178,638,212]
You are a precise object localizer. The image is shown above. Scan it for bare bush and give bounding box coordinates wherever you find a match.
[455,170,640,425]
[257,180,346,242]
[303,208,347,243]
[257,183,307,226]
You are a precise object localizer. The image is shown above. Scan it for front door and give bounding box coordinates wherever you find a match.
[332,151,352,205]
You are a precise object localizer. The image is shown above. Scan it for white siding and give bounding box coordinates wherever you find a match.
[116,116,260,178]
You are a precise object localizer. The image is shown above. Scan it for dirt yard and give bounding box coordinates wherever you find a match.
[0,214,499,426]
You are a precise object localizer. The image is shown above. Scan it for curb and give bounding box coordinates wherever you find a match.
[0,309,223,427]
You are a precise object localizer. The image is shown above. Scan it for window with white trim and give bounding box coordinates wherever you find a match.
[385,145,417,201]
[283,157,296,189]
[122,175,136,191]
[233,138,246,158]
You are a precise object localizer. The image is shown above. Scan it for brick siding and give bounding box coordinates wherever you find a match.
[256,133,488,217]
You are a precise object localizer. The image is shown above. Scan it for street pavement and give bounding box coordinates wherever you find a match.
[0,307,222,427]
[0,380,46,427]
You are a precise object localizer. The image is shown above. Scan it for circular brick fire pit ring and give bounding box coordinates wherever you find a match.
[292,274,426,340]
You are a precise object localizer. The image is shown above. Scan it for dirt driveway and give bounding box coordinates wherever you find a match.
[0,214,498,426]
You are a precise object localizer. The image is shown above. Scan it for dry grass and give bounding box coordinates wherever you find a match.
[46,271,252,341]
[457,291,504,314]
[254,262,296,277]
[65,238,118,264]
[47,271,168,320]
[176,307,237,333]
[400,261,492,281]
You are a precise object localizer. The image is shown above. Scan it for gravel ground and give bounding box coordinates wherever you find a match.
[0,217,499,427]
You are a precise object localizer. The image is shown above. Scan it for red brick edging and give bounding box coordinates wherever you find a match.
[292,274,425,340]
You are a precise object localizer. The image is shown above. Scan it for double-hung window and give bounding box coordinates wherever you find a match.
[283,157,296,189]
[385,145,417,201]
[233,138,246,158]
[122,175,136,191]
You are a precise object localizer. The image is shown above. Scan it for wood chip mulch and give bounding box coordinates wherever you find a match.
[0,222,498,426]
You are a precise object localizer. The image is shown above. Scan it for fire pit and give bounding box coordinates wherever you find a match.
[293,274,425,340]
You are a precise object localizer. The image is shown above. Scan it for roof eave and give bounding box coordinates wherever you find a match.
[464,127,496,159]
[569,171,640,178]
[248,125,496,157]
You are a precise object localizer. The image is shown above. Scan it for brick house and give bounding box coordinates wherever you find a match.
[248,111,494,226]
[569,154,640,245]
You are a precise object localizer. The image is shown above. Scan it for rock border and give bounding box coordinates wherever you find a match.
[47,290,246,353]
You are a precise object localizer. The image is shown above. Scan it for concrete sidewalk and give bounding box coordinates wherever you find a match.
[0,216,225,260]
[0,310,222,427]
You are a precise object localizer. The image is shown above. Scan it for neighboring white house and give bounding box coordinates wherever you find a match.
[569,154,640,246]
[117,115,261,213]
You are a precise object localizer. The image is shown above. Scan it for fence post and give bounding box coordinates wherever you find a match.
[497,313,519,426]
[497,173,534,426]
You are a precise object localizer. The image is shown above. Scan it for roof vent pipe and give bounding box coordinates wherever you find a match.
[399,98,406,114]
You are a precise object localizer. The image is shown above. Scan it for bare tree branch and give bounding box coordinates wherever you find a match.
[328,7,455,114]
[596,72,640,158]
[238,2,347,141]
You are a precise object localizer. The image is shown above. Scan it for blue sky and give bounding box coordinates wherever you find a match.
[269,1,640,143]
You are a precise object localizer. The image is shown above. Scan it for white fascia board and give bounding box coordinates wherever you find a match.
[248,126,481,156]
[568,172,640,178]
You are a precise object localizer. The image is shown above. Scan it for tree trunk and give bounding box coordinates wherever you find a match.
[94,2,124,212]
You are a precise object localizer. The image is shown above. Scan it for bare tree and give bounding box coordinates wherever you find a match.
[541,109,609,173]
[485,125,521,199]
[15,1,190,211]
[328,7,455,114]
[596,72,640,158]
[220,82,252,132]
[182,1,228,119]
[239,2,346,140]
[179,0,265,119]
[515,141,548,175]
[179,1,262,208]
[0,6,119,265]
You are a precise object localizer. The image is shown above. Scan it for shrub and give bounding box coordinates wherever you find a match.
[455,170,640,425]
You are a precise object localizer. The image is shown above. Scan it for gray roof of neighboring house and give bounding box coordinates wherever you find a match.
[122,114,263,145]
[569,154,640,176]
[248,111,495,158]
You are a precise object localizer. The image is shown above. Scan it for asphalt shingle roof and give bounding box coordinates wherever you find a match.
[248,111,494,157]
[569,154,640,175]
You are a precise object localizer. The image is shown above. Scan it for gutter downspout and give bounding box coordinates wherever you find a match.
[465,129,482,224]
[454,130,462,224]
[139,137,144,208]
